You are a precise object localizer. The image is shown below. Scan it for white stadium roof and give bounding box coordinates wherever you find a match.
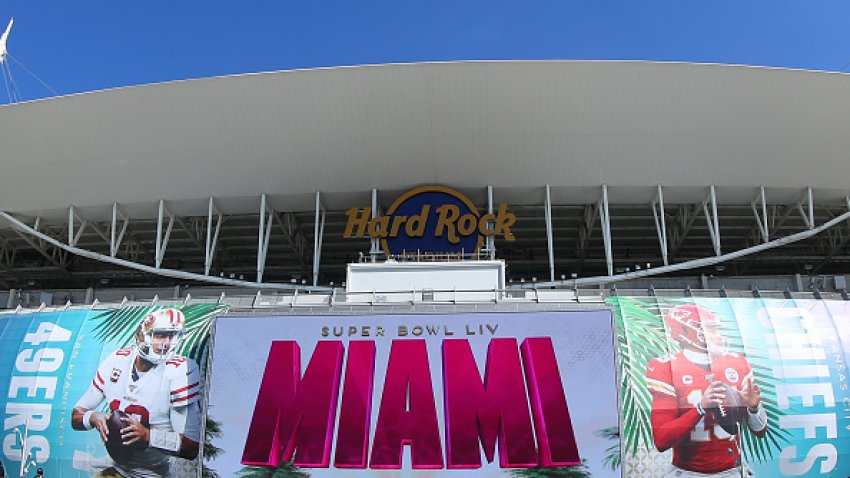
[1,61,849,288]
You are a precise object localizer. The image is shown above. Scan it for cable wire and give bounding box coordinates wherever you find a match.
[4,60,21,102]
[9,54,58,95]
[1,59,12,103]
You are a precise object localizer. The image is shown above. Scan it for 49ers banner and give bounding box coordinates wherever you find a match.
[610,297,850,477]
[0,304,224,477]
[207,311,619,476]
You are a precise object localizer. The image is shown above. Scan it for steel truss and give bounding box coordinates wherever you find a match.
[0,185,848,290]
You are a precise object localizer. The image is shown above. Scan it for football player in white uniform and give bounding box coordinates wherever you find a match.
[72,308,202,477]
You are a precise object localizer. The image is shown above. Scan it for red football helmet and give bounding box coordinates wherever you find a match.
[663,304,719,351]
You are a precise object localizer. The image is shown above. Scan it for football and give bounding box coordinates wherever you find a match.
[105,410,146,458]
[708,383,747,435]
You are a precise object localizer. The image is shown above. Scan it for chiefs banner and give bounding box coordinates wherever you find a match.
[0,304,224,477]
[610,297,850,477]
[207,311,619,477]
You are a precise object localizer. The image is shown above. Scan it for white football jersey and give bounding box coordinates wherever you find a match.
[89,347,201,477]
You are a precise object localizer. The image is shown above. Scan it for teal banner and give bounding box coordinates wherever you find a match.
[0,305,223,477]
[610,297,850,477]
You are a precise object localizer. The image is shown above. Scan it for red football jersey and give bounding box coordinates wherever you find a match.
[645,351,752,474]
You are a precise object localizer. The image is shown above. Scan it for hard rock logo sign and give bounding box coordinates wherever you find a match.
[343,185,517,255]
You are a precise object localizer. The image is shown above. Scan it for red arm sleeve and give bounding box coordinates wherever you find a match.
[645,357,702,452]
[650,393,702,452]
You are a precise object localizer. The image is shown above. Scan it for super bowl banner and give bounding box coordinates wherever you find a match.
[207,311,619,477]
[0,304,224,477]
[609,297,850,477]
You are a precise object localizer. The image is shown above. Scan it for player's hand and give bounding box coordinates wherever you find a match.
[739,374,762,409]
[89,412,110,442]
[120,415,150,447]
[699,381,726,409]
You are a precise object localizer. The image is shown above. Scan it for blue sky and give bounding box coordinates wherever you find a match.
[1,1,849,101]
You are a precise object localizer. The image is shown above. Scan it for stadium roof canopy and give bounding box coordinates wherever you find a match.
[1,60,849,289]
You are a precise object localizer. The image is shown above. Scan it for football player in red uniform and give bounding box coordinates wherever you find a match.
[71,309,201,477]
[645,304,768,477]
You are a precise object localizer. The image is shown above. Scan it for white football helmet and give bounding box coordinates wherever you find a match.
[135,308,185,364]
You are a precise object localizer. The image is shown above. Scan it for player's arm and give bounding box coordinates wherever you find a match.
[649,392,702,451]
[156,357,203,459]
[646,359,724,451]
[161,401,201,459]
[71,369,108,441]
[120,400,200,459]
[740,369,768,437]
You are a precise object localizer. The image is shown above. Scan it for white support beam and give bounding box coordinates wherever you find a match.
[110,203,129,258]
[486,185,495,257]
[68,206,112,250]
[205,197,223,276]
[545,184,555,282]
[155,199,175,269]
[370,188,380,260]
[518,207,850,289]
[819,196,850,261]
[67,206,86,247]
[751,186,769,243]
[702,185,721,256]
[600,184,613,276]
[256,194,274,283]
[12,216,65,268]
[651,184,669,266]
[312,190,326,287]
[797,186,815,230]
[0,209,332,292]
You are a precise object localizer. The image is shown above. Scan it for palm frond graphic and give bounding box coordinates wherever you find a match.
[607,296,669,456]
[508,461,592,477]
[607,297,791,464]
[88,303,227,372]
[237,462,311,477]
[596,426,620,471]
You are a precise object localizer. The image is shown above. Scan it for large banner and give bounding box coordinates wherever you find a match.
[0,304,224,477]
[207,311,619,477]
[609,297,850,477]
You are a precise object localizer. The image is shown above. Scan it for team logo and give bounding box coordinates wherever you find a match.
[110,368,122,383]
[343,185,516,255]
[682,375,693,385]
[725,368,739,383]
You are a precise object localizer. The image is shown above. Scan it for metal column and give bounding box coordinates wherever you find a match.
[702,185,721,256]
[751,186,769,243]
[545,185,555,282]
[370,189,379,261]
[205,197,222,276]
[600,184,613,276]
[486,185,495,258]
[651,185,669,266]
[257,194,273,283]
[312,191,326,286]
[155,199,174,269]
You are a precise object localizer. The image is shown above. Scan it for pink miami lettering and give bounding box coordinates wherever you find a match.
[241,338,580,469]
